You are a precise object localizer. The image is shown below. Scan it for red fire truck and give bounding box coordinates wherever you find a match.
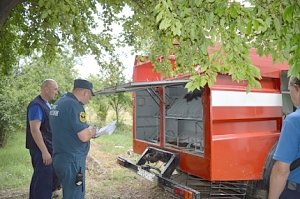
[95,49,290,198]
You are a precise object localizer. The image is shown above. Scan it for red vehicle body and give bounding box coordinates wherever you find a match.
[96,49,290,198]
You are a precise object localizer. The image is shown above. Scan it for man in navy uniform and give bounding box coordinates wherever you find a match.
[49,79,96,199]
[26,79,60,199]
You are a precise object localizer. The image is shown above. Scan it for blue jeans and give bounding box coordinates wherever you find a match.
[29,148,59,199]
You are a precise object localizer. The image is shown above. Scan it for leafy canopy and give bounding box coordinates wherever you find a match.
[0,0,115,75]
[89,56,131,125]
[144,0,299,90]
[1,0,299,90]
[0,52,76,146]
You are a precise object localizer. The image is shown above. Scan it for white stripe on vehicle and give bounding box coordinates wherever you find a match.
[211,90,283,107]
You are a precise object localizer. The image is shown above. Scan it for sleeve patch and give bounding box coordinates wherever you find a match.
[79,112,87,123]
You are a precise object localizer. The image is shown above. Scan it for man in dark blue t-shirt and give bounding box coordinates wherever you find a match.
[26,79,60,199]
[50,79,96,199]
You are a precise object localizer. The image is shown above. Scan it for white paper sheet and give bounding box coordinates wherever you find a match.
[94,121,117,138]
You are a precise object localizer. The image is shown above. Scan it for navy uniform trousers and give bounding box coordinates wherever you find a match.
[280,182,300,199]
[29,148,59,199]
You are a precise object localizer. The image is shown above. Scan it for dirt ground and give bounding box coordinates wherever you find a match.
[85,141,176,199]
[0,141,176,199]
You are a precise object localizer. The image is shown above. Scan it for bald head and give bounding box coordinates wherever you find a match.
[41,79,56,88]
[40,79,58,101]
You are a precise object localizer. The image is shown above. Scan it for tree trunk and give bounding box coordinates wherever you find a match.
[0,0,24,29]
[116,108,119,124]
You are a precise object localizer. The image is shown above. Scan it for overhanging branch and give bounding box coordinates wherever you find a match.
[0,0,24,29]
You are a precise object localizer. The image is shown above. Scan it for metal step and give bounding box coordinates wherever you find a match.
[117,146,201,199]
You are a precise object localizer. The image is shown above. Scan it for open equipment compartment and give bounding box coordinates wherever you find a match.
[164,84,204,155]
[135,87,160,143]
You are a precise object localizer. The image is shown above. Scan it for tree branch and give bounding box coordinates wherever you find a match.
[0,0,24,29]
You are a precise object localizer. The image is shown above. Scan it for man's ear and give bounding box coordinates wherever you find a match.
[296,85,300,95]
[84,90,90,96]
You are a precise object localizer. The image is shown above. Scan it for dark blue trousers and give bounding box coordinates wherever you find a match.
[280,189,300,199]
[29,148,59,199]
[280,182,300,199]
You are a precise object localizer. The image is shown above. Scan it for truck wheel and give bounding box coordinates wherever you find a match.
[246,143,277,199]
[261,143,277,190]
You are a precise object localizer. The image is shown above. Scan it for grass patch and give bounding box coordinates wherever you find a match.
[0,124,134,191]
[106,168,136,181]
[0,131,32,190]
[93,125,132,155]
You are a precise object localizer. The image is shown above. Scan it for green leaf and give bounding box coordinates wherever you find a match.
[200,43,207,55]
[274,17,281,33]
[38,0,45,7]
[265,17,272,27]
[246,21,252,35]
[190,24,196,40]
[229,6,238,19]
[253,19,259,31]
[220,18,225,28]
[256,18,267,32]
[283,5,294,22]
[206,12,214,29]
[171,21,182,36]
[156,12,163,23]
[41,11,48,19]
[195,0,203,7]
[154,2,161,11]
[159,18,171,30]
[289,60,300,79]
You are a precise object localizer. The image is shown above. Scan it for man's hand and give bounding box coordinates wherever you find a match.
[89,126,96,138]
[78,126,97,142]
[42,151,52,166]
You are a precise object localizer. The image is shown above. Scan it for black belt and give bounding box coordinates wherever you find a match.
[286,181,300,192]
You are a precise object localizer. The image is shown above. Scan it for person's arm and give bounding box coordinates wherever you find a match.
[268,161,290,199]
[29,120,52,165]
[77,126,96,142]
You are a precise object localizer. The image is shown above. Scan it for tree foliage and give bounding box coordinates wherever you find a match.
[0,52,76,147]
[123,0,300,90]
[1,0,299,91]
[0,76,20,147]
[88,75,110,125]
[90,57,131,126]
[0,0,114,75]
[105,58,132,122]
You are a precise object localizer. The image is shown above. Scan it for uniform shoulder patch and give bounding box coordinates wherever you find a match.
[79,112,87,123]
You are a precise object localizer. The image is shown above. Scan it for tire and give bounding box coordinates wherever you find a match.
[246,143,277,199]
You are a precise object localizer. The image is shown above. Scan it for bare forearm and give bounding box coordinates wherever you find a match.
[31,129,49,153]
[268,162,289,199]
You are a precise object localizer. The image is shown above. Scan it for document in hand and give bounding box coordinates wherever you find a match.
[95,121,117,138]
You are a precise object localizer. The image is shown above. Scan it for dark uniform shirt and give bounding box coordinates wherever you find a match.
[49,92,89,158]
